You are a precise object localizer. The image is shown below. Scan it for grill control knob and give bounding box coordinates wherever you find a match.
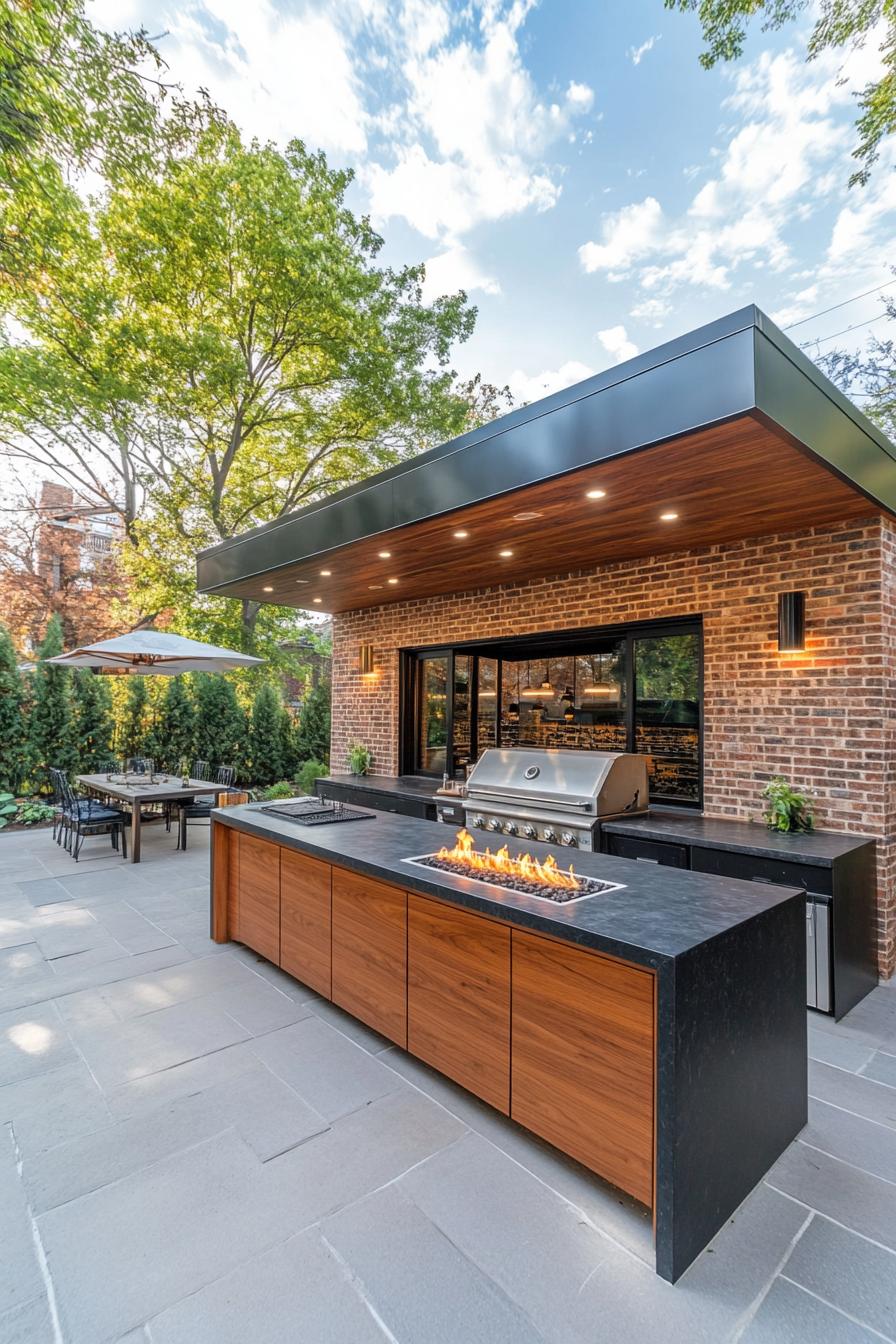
[523,824,537,839]
[471,814,485,829]
[504,820,518,836]
[542,827,557,843]
[487,817,502,832]
[561,832,578,847]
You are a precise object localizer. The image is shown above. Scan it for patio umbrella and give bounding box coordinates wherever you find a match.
[44,630,264,675]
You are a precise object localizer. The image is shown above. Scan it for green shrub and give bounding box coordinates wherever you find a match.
[0,793,17,829]
[259,780,294,801]
[297,758,328,795]
[15,799,55,826]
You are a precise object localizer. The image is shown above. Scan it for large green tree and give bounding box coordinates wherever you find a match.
[0,622,27,790]
[145,676,196,774]
[29,612,77,787]
[294,679,332,766]
[667,0,896,184]
[72,670,114,771]
[247,683,284,786]
[120,676,149,762]
[194,675,247,779]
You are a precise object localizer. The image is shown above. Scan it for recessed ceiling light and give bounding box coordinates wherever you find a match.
[378,550,391,559]
[295,579,309,584]
[513,510,543,521]
[586,488,606,500]
[262,586,273,593]
[660,511,679,521]
[368,584,383,590]
[320,569,331,576]
[453,530,469,539]
[387,577,399,585]
[499,548,514,558]
[312,597,322,603]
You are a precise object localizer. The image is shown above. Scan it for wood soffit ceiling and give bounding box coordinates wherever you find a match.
[226,414,879,614]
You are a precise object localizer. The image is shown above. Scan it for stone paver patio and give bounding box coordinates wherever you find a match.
[1,823,895,1343]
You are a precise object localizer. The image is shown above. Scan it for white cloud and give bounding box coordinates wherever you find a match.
[365,3,594,239]
[630,296,671,325]
[507,359,595,404]
[420,245,501,301]
[577,46,886,298]
[597,325,639,364]
[628,35,659,66]
[578,198,664,276]
[92,0,368,156]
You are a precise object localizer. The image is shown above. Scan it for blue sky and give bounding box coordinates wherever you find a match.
[92,0,896,403]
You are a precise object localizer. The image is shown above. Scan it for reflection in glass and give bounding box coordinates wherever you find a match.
[415,656,448,774]
[452,655,472,772]
[634,634,700,803]
[477,657,498,751]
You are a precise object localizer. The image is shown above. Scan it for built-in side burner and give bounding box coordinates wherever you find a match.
[259,799,373,826]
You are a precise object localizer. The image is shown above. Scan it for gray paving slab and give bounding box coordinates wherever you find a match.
[38,1127,319,1344]
[201,978,312,1036]
[0,944,195,1016]
[323,1182,547,1344]
[308,998,395,1054]
[0,1295,55,1344]
[61,950,253,1022]
[0,1128,45,1315]
[379,1045,654,1261]
[103,1041,261,1121]
[0,1060,110,1156]
[782,1214,896,1339]
[0,943,56,990]
[265,1088,466,1229]
[250,1015,405,1120]
[0,1002,76,1086]
[767,1142,896,1251]
[15,877,72,907]
[147,1229,390,1344]
[803,1097,896,1184]
[862,1050,896,1089]
[809,1024,877,1073]
[69,997,252,1090]
[24,1061,329,1211]
[739,1277,881,1343]
[810,1059,896,1130]
[149,910,228,955]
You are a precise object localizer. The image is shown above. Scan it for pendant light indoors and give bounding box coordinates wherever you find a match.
[522,658,554,697]
[582,651,617,698]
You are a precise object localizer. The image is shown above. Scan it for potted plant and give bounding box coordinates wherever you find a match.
[348,741,371,776]
[761,777,814,833]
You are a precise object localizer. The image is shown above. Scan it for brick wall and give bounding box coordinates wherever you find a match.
[332,515,895,977]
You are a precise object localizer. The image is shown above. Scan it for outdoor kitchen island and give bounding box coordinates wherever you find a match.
[210,801,807,1284]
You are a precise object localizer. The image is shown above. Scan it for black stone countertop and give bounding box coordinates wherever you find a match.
[213,803,804,972]
[602,811,875,867]
[317,774,442,803]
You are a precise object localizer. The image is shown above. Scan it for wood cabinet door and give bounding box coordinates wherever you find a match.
[408,895,510,1112]
[511,931,655,1207]
[281,849,332,998]
[236,833,280,964]
[332,869,407,1046]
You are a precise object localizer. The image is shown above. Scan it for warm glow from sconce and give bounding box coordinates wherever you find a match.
[359,645,375,676]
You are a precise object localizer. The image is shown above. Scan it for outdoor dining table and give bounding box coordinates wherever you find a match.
[76,774,232,863]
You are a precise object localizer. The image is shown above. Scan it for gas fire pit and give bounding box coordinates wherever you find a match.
[403,829,625,904]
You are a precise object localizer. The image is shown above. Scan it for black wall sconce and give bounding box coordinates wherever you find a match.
[777,592,806,652]
[359,644,375,676]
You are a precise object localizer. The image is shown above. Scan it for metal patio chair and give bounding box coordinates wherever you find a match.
[53,770,129,861]
[176,765,236,851]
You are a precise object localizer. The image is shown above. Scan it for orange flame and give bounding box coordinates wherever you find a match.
[436,828,580,891]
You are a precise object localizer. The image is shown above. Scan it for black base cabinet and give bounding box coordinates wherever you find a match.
[603,816,877,1020]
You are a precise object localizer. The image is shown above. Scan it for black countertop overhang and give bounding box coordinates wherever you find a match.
[196,305,896,614]
[213,803,804,970]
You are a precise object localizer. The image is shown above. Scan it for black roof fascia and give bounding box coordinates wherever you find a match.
[196,305,895,596]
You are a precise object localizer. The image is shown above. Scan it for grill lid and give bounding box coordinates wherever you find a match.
[466,748,637,811]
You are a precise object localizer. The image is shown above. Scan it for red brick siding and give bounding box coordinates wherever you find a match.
[332,515,894,977]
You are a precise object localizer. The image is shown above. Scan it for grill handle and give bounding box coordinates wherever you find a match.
[466,791,593,812]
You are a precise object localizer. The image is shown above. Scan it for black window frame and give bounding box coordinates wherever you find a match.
[400,615,704,807]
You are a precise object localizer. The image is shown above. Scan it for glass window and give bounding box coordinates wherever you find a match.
[477,657,498,752]
[415,655,448,774]
[452,654,472,773]
[634,633,700,804]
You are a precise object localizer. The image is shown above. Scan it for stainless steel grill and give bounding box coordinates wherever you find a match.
[461,747,648,850]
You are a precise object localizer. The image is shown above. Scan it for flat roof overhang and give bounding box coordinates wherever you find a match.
[196,306,896,614]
